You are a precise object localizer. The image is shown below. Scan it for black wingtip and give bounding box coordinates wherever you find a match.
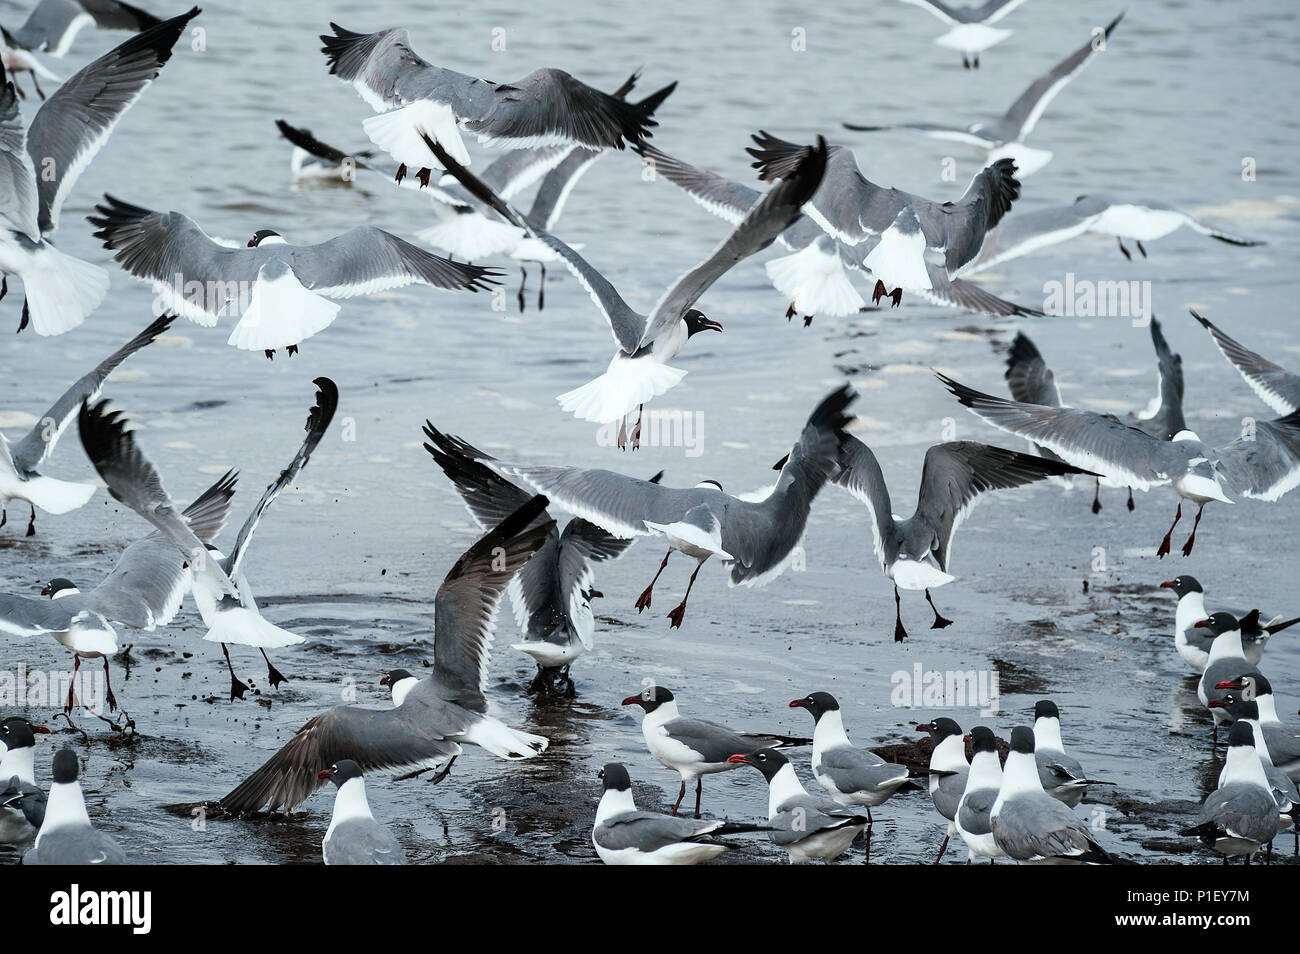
[1006,331,1043,376]
[77,399,130,497]
[307,377,340,435]
[421,134,526,230]
[807,383,857,436]
[635,80,677,117]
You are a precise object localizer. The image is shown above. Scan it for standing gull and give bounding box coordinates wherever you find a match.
[846,14,1122,174]
[0,716,49,847]
[219,497,554,814]
[425,385,855,627]
[918,717,967,863]
[1,314,173,535]
[829,434,1089,640]
[0,8,198,336]
[1180,722,1279,864]
[1212,691,1298,855]
[318,760,406,866]
[23,749,125,865]
[1194,613,1259,742]
[623,686,809,819]
[1160,576,1297,672]
[1032,700,1111,807]
[954,726,1005,863]
[1216,675,1300,782]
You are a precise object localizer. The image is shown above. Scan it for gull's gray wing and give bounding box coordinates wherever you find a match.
[818,745,907,793]
[957,787,997,836]
[1140,317,1186,440]
[0,63,40,241]
[939,373,1185,490]
[664,717,774,765]
[915,264,1043,317]
[841,120,999,150]
[931,765,968,821]
[274,119,396,179]
[918,159,1021,274]
[10,314,174,475]
[218,702,464,815]
[1193,311,1299,415]
[1005,332,1062,408]
[323,818,406,865]
[997,13,1122,142]
[25,827,126,865]
[915,441,1088,572]
[1036,750,1085,787]
[225,378,338,579]
[321,24,656,151]
[595,811,726,851]
[992,792,1105,861]
[77,398,238,599]
[637,142,761,227]
[1,775,45,828]
[641,137,828,346]
[833,435,896,571]
[898,0,1034,26]
[14,0,162,56]
[1211,410,1300,502]
[969,196,1105,273]
[26,8,197,234]
[1190,783,1281,848]
[432,496,555,710]
[0,592,104,638]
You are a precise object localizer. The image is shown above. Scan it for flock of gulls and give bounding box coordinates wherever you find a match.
[0,0,1295,866]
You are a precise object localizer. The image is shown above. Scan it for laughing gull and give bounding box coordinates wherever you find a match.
[423,425,650,691]
[1212,692,1298,854]
[1195,613,1260,740]
[317,760,406,866]
[426,385,855,627]
[954,726,1004,863]
[748,133,1020,306]
[0,464,236,713]
[0,716,49,846]
[0,8,196,336]
[895,0,1034,67]
[938,372,1300,557]
[592,762,765,865]
[830,434,1089,640]
[622,686,809,819]
[1,314,172,535]
[1193,311,1300,416]
[846,14,1121,174]
[1217,675,1300,782]
[429,134,828,445]
[1,0,165,99]
[1161,576,1298,672]
[184,378,338,700]
[1180,722,1279,864]
[23,748,125,865]
[219,497,554,814]
[971,195,1262,273]
[918,717,967,863]
[789,692,908,863]
[87,199,497,359]
[320,23,660,179]
[1032,700,1111,807]
[990,726,1111,864]
[636,140,1039,324]
[726,748,871,864]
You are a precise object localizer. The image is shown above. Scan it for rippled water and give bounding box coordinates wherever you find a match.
[1,0,1298,864]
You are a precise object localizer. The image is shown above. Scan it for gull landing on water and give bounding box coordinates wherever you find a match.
[897,0,1035,68]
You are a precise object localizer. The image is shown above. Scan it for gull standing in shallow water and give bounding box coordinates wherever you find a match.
[1180,722,1280,864]
[918,718,967,863]
[1160,575,1298,672]
[426,134,828,447]
[0,716,49,846]
[425,385,854,628]
[1,314,173,535]
[846,14,1122,174]
[318,761,406,865]
[23,749,125,865]
[1031,700,1112,807]
[0,8,198,336]
[622,686,809,819]
[219,497,554,814]
[828,434,1090,639]
[954,726,1004,863]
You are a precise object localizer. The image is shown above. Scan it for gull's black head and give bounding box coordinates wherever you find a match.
[248,229,282,247]
[682,309,723,337]
[1193,612,1240,638]
[966,725,998,754]
[726,747,787,782]
[40,577,78,598]
[622,685,674,712]
[789,691,839,721]
[318,759,363,787]
[1160,575,1202,597]
[51,749,79,785]
[598,762,631,792]
[1033,700,1061,722]
[1008,726,1035,755]
[0,717,49,751]
[1226,721,1255,750]
[1211,692,1258,722]
[380,668,415,687]
[917,717,963,742]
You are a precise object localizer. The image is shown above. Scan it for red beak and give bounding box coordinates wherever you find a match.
[316,769,332,781]
[32,725,49,734]
[621,695,642,707]
[726,754,753,765]
[39,585,50,596]
[1160,581,1175,589]
[379,675,390,686]
[1194,619,1212,629]
[1215,680,1241,690]
[962,734,971,743]
[789,699,807,709]
[703,319,724,333]
[1207,699,1226,709]
[916,723,933,733]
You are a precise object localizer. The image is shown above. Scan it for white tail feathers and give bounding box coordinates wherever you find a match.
[18,475,96,515]
[765,243,865,318]
[511,640,583,668]
[201,606,305,649]
[557,358,686,423]
[458,714,548,759]
[227,268,339,352]
[863,217,933,291]
[60,612,117,656]
[363,101,469,170]
[419,214,524,261]
[22,245,110,336]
